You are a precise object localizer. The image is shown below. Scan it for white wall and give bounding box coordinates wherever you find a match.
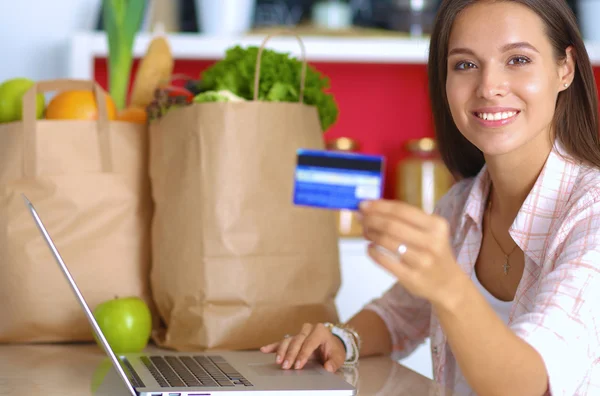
[0,0,100,82]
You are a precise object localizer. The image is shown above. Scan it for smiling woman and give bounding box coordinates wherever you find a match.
[430,0,600,179]
[261,1,600,395]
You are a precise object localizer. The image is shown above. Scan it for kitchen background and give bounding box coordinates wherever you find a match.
[1,0,597,380]
[0,0,593,201]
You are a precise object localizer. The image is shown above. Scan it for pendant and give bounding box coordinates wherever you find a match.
[502,256,511,275]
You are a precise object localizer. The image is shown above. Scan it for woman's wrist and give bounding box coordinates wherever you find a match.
[324,322,360,366]
[430,268,471,314]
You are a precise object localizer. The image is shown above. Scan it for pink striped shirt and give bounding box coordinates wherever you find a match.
[365,142,600,395]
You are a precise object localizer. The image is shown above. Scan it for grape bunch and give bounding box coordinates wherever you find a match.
[146,87,194,122]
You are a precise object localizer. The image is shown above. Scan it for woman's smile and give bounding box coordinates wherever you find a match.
[471,107,522,128]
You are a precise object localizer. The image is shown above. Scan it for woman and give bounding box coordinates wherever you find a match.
[261,0,600,394]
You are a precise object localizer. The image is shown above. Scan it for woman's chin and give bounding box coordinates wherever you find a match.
[466,137,521,158]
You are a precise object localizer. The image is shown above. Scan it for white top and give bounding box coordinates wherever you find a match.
[471,270,513,324]
[451,271,516,396]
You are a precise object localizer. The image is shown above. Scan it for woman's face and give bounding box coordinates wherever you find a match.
[445,1,574,159]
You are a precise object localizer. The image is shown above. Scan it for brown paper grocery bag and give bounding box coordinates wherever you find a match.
[0,79,154,343]
[149,34,341,351]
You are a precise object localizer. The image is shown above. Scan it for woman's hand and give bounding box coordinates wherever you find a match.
[260,323,346,372]
[359,199,465,305]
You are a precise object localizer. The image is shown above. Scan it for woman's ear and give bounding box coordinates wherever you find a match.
[559,46,576,91]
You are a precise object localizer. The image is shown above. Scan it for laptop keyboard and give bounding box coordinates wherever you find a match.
[140,355,254,388]
[121,357,146,388]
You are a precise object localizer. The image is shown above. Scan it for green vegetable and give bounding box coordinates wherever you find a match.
[103,0,146,110]
[199,46,339,131]
[194,90,246,103]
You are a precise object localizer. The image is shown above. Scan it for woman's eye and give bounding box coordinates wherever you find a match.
[508,56,531,65]
[455,61,477,70]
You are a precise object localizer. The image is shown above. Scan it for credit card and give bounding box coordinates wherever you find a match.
[292,148,385,210]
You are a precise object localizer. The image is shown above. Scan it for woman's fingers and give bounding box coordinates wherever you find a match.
[260,323,347,372]
[294,323,330,369]
[259,341,280,354]
[360,199,431,230]
[324,353,346,373]
[361,213,428,251]
[282,323,313,369]
[275,336,293,364]
[368,242,416,282]
[320,328,347,373]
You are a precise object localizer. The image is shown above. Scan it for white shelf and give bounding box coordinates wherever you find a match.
[67,31,431,79]
[67,31,600,80]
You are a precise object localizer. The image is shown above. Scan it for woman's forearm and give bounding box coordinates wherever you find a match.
[432,276,548,396]
[345,309,393,357]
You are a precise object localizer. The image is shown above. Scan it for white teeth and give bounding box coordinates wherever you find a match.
[476,111,517,121]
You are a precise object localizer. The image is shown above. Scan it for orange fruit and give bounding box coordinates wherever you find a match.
[117,106,147,124]
[45,90,117,120]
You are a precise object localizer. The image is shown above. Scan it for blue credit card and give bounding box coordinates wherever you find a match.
[292,149,385,210]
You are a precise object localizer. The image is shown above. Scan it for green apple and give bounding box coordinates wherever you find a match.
[92,296,152,354]
[0,77,45,123]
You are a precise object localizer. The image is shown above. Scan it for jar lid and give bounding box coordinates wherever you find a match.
[327,137,359,152]
[405,137,437,153]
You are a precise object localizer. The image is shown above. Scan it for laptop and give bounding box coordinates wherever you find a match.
[22,194,357,396]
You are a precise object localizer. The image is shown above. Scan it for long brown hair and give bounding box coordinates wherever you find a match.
[429,0,600,179]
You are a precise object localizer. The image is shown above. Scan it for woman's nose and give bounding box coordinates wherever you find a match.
[476,67,509,99]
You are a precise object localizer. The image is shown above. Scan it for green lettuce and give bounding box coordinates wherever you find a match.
[199,45,339,131]
[193,90,245,103]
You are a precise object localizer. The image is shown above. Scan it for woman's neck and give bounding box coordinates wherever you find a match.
[485,137,554,220]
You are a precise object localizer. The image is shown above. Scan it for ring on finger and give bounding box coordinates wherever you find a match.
[397,243,407,258]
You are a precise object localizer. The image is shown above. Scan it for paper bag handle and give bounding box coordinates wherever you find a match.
[253,32,307,103]
[22,79,113,177]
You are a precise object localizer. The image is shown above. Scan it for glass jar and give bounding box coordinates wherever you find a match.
[326,137,364,238]
[396,138,454,214]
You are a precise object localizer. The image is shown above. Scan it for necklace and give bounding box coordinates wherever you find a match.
[487,196,518,275]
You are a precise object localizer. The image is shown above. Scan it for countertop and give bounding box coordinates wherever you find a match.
[0,342,448,395]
